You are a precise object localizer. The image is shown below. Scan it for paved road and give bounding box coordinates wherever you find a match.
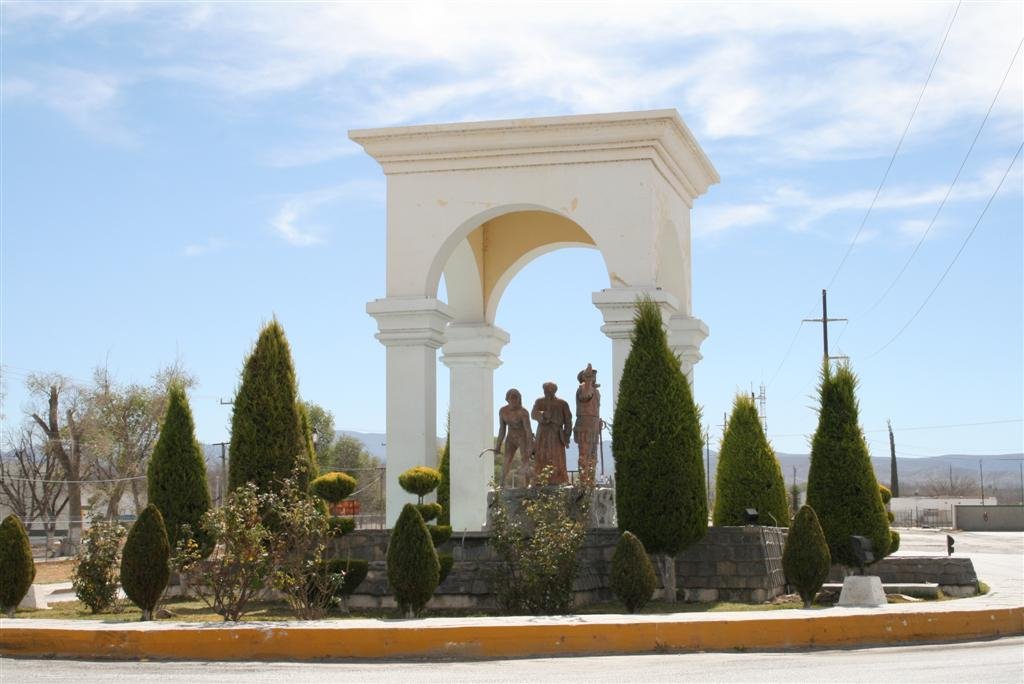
[2,637,1022,683]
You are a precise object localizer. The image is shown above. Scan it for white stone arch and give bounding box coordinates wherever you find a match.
[352,110,718,530]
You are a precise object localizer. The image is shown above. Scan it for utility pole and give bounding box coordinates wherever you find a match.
[949,464,954,492]
[887,420,899,497]
[979,460,985,503]
[803,289,848,362]
[213,441,228,506]
[756,383,768,433]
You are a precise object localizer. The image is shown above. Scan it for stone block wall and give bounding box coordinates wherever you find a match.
[827,556,978,596]
[328,525,787,610]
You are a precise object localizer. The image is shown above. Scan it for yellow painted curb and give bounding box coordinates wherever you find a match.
[2,607,1021,661]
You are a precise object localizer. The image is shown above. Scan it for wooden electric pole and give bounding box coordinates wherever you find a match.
[803,289,848,361]
[888,420,899,497]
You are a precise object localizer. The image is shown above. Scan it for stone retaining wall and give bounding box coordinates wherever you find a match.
[827,556,979,597]
[328,525,788,610]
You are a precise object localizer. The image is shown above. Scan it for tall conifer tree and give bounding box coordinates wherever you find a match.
[229,320,311,494]
[713,394,790,527]
[613,297,706,602]
[148,384,211,551]
[806,363,891,567]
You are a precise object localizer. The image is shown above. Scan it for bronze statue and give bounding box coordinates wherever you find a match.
[495,388,534,487]
[531,382,572,485]
[573,364,601,486]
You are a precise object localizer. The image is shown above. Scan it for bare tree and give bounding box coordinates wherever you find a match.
[0,424,69,556]
[28,375,89,551]
[917,473,980,497]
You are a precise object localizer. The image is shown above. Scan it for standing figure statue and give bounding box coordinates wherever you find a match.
[574,364,601,487]
[495,388,534,487]
[531,382,573,485]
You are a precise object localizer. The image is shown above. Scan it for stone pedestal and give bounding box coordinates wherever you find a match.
[838,575,887,607]
[485,486,618,531]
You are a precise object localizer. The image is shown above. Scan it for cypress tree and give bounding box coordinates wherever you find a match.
[613,297,706,603]
[386,503,440,618]
[782,505,831,608]
[437,425,451,526]
[806,363,891,568]
[148,384,211,552]
[229,320,311,494]
[120,504,170,621]
[0,514,35,617]
[713,394,790,527]
[610,531,657,613]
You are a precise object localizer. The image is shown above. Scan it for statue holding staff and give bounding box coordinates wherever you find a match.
[574,364,601,487]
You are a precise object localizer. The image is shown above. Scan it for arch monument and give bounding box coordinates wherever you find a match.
[349,109,718,531]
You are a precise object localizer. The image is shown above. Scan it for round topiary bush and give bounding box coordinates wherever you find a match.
[0,514,36,617]
[327,516,356,537]
[306,558,370,610]
[386,503,440,618]
[429,524,452,547]
[782,505,832,609]
[120,504,171,621]
[879,485,892,505]
[415,502,442,523]
[438,553,454,585]
[610,531,657,613]
[311,472,358,505]
[889,529,901,554]
[398,467,442,501]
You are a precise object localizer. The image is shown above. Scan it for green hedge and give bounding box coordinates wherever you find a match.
[416,502,443,523]
[782,505,831,609]
[613,297,706,556]
[429,524,452,547]
[806,364,891,567]
[386,503,440,617]
[438,427,451,526]
[311,472,357,504]
[438,553,454,585]
[120,504,170,620]
[610,531,657,613]
[713,394,790,527]
[327,516,356,537]
[0,515,35,616]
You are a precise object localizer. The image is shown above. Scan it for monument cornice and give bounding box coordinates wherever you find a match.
[349,109,719,204]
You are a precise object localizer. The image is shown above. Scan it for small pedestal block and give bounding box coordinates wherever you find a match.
[838,575,888,607]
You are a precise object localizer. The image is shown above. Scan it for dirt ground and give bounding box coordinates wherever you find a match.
[33,559,74,584]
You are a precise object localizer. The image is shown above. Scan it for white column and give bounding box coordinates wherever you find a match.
[440,323,509,532]
[367,297,453,528]
[592,287,680,415]
[667,315,709,386]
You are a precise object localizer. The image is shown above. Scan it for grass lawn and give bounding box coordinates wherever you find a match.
[32,559,75,584]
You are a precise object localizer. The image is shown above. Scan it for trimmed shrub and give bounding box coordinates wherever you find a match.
[327,516,356,537]
[806,363,892,568]
[889,529,901,554]
[73,519,126,614]
[438,425,451,526]
[297,401,319,481]
[879,485,892,505]
[887,511,895,523]
[311,472,357,504]
[120,504,170,621]
[416,502,442,523]
[399,467,442,501]
[713,394,790,527]
[148,384,211,553]
[783,505,831,609]
[386,503,440,618]
[0,514,35,616]
[229,320,312,495]
[610,531,657,613]
[613,297,706,603]
[429,524,452,547]
[438,553,454,584]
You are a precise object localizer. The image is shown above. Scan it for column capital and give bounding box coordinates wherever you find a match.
[591,287,680,339]
[668,314,709,372]
[366,297,453,349]
[441,323,510,369]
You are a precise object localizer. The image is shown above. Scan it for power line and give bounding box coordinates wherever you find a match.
[825,0,961,291]
[865,142,1023,359]
[860,36,1024,318]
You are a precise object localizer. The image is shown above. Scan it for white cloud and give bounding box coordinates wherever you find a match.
[182,238,227,257]
[695,203,776,237]
[269,180,385,246]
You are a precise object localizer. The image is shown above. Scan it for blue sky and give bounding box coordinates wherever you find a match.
[2,1,1022,461]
